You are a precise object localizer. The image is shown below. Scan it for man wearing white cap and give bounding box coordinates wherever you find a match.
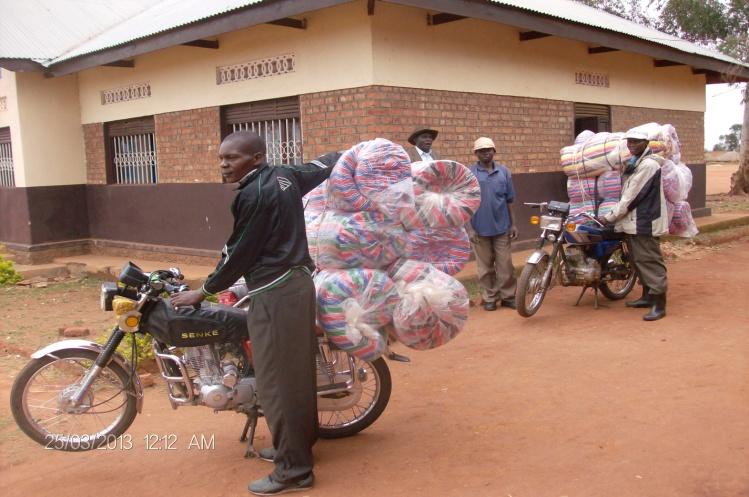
[598,128,668,321]
[467,137,517,311]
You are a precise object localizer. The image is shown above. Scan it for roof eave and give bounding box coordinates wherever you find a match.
[383,0,749,82]
[40,0,353,77]
[0,58,48,73]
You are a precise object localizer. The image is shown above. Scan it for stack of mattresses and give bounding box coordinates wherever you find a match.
[304,139,478,358]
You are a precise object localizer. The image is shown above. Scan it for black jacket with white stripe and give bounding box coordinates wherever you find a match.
[203,152,340,295]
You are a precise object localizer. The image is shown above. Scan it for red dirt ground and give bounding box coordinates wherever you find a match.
[1,239,748,497]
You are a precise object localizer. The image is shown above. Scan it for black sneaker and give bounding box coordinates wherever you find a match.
[483,301,497,311]
[248,473,314,496]
[258,447,275,462]
[500,298,516,310]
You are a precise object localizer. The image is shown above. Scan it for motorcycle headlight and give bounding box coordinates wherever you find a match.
[539,215,563,231]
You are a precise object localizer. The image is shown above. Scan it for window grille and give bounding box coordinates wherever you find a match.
[0,127,14,187]
[105,117,158,184]
[222,97,302,165]
[574,103,611,136]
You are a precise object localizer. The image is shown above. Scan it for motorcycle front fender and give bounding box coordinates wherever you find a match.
[31,339,144,413]
[526,249,549,265]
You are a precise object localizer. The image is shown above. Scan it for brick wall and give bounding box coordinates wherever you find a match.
[83,123,106,184]
[302,85,575,172]
[611,106,704,164]
[155,107,222,183]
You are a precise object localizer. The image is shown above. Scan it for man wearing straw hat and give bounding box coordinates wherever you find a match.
[467,137,518,311]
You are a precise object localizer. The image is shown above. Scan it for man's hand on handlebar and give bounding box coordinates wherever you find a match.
[170,289,205,308]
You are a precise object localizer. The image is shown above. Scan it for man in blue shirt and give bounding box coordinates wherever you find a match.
[467,137,518,311]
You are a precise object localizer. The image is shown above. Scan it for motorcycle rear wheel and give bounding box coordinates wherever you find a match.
[10,348,138,451]
[317,354,391,439]
[599,246,637,300]
[516,256,550,318]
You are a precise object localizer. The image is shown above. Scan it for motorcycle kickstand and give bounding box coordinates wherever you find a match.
[575,286,588,306]
[240,407,260,459]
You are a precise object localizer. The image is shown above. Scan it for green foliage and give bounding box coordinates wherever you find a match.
[717,124,743,151]
[0,253,22,286]
[97,328,155,367]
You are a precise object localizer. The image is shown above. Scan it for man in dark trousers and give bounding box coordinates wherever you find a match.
[466,137,518,311]
[171,131,340,495]
[406,127,439,162]
[600,128,668,321]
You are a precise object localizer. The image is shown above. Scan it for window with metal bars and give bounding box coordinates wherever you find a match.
[221,96,302,165]
[105,116,158,184]
[574,103,611,137]
[0,127,14,187]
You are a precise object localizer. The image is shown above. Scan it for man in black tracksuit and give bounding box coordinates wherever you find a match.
[171,131,340,495]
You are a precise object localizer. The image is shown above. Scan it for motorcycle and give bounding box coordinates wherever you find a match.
[515,200,637,317]
[10,262,394,454]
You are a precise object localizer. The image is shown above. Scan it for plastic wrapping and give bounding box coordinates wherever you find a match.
[327,138,414,220]
[567,177,597,203]
[561,132,627,177]
[596,199,619,219]
[387,260,468,350]
[405,227,471,276]
[668,200,699,238]
[314,269,399,361]
[627,123,681,163]
[402,160,481,229]
[569,200,596,224]
[661,160,693,203]
[302,180,328,215]
[312,210,407,270]
[596,170,621,200]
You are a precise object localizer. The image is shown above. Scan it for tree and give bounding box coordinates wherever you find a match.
[716,124,742,152]
[579,0,749,193]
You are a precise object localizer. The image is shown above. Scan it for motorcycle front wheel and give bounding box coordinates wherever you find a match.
[316,351,391,439]
[10,348,138,451]
[599,245,637,300]
[516,256,551,318]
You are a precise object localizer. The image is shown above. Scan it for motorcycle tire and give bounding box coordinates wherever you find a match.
[10,348,139,451]
[317,357,391,439]
[598,246,637,300]
[516,257,551,318]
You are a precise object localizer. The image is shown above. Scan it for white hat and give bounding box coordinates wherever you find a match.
[473,137,496,151]
[624,128,649,140]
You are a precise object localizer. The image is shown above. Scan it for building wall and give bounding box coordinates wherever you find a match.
[154,107,222,183]
[0,68,24,186]
[13,72,86,187]
[83,123,106,184]
[371,2,706,113]
[76,1,374,125]
[302,85,574,172]
[611,106,704,164]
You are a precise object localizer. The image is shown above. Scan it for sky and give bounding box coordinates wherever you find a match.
[704,83,745,150]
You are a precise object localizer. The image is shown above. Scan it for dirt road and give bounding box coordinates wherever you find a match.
[1,240,748,497]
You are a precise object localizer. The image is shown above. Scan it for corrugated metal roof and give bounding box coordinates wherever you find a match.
[51,0,264,63]
[490,0,746,67]
[0,0,745,70]
[0,0,154,62]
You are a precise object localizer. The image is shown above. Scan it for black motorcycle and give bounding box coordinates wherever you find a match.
[10,262,392,454]
[515,201,637,317]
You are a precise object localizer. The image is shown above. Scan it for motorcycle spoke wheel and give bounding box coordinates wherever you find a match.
[316,351,391,439]
[599,247,637,300]
[516,258,549,318]
[11,349,138,451]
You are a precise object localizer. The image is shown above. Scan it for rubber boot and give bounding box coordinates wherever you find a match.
[643,293,666,321]
[626,285,650,308]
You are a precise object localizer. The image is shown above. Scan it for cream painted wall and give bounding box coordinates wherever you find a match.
[14,72,86,187]
[371,3,705,112]
[78,1,374,124]
[0,69,26,187]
